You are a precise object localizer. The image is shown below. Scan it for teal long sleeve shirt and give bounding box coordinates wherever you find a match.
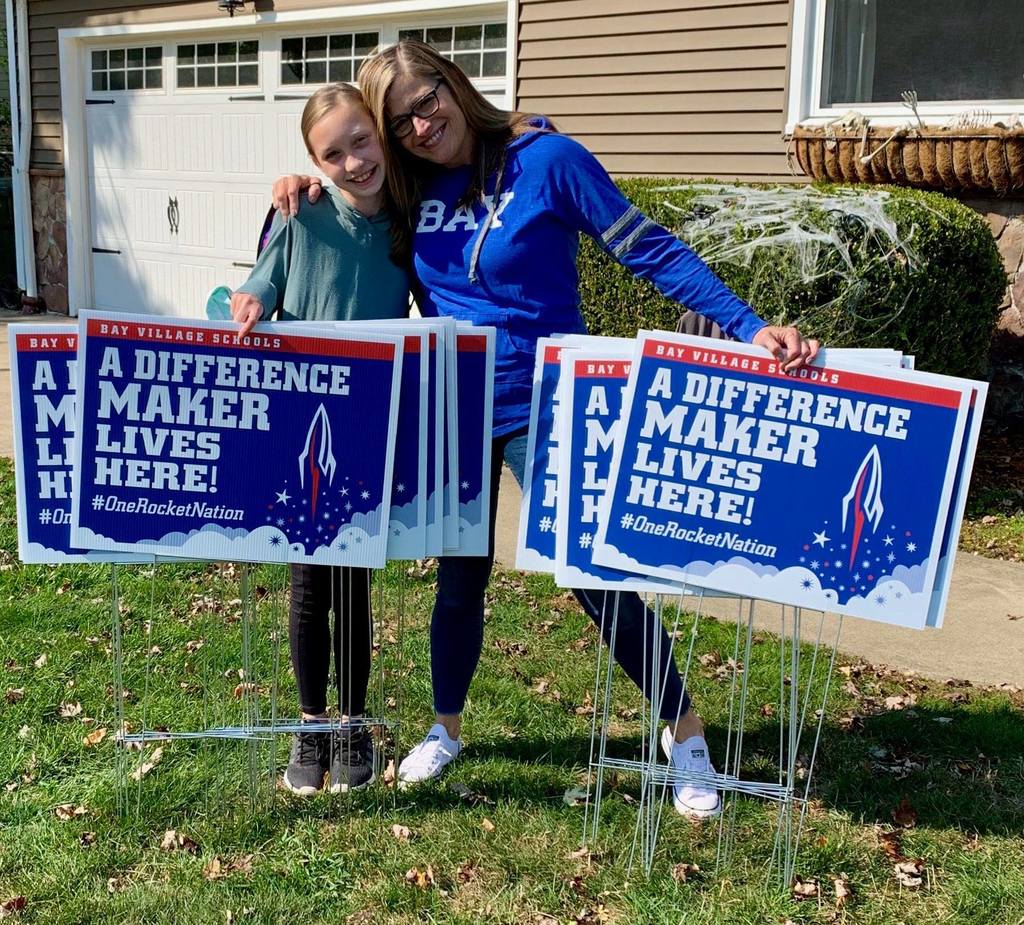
[235,187,410,323]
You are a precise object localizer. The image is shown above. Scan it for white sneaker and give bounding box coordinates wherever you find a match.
[398,723,461,785]
[660,727,722,818]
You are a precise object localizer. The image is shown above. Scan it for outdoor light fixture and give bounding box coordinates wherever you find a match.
[217,0,247,15]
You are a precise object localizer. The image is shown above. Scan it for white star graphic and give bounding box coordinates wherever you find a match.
[396,483,405,493]
[276,489,291,505]
[461,480,470,490]
[361,490,370,500]
[340,487,349,497]
[883,535,894,546]
[809,559,820,570]
[812,530,830,547]
[906,541,917,553]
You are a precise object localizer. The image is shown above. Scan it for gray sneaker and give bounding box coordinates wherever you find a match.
[283,727,328,796]
[329,726,376,793]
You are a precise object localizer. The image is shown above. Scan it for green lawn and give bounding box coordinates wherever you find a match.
[1,455,1023,924]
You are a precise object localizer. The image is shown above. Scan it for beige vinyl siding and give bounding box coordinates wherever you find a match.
[517,0,796,181]
[26,0,382,167]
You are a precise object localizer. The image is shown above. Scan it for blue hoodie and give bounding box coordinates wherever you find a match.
[412,121,767,436]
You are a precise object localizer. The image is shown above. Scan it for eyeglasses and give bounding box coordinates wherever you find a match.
[389,78,444,139]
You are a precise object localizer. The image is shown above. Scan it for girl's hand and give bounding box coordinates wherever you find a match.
[272,174,322,218]
[752,325,820,372]
[230,291,264,339]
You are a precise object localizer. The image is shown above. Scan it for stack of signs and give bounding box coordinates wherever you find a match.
[518,331,985,630]
[10,311,495,568]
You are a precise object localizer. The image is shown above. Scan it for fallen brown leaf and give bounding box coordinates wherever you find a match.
[449,781,494,806]
[59,702,82,719]
[878,827,903,861]
[390,824,412,841]
[4,689,25,704]
[791,876,819,899]
[891,796,918,828]
[106,877,128,894]
[893,858,925,888]
[0,896,26,918]
[203,855,253,880]
[129,746,164,781]
[480,817,495,833]
[404,865,435,890]
[54,803,88,821]
[160,829,199,853]
[83,727,108,748]
[382,759,396,786]
[17,726,30,741]
[33,654,47,669]
[833,875,853,907]
[79,832,96,847]
[759,703,775,718]
[456,859,479,883]
[671,862,700,883]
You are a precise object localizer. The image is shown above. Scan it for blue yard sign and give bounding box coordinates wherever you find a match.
[516,338,565,572]
[555,343,688,594]
[9,325,145,564]
[593,332,977,628]
[71,312,404,568]
[444,325,495,556]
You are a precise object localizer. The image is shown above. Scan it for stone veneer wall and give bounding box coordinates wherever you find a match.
[29,171,68,314]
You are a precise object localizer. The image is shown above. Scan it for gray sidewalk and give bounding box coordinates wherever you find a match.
[3,316,1022,687]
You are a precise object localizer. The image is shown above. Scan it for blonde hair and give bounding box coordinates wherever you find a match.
[299,82,368,159]
[358,39,549,265]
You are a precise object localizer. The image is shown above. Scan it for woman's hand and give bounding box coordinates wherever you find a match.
[752,325,820,372]
[230,291,264,339]
[272,174,323,218]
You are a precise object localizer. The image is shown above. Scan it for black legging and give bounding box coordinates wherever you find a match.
[289,564,372,716]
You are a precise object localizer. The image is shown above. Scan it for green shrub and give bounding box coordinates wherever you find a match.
[577,180,1007,377]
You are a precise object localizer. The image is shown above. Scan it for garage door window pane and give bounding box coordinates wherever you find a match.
[482,51,504,77]
[127,47,144,67]
[92,50,107,70]
[177,41,259,88]
[426,28,453,51]
[484,23,506,50]
[281,31,378,85]
[109,71,125,91]
[92,71,108,92]
[145,68,162,89]
[453,52,480,77]
[354,32,378,57]
[146,47,161,66]
[398,23,506,77]
[127,69,144,90]
[329,60,352,82]
[91,44,165,94]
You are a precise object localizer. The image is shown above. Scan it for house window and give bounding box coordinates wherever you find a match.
[176,41,259,89]
[397,23,507,78]
[280,32,380,85]
[91,46,162,91]
[821,0,1024,107]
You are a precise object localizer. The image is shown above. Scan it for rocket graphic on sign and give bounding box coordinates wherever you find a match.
[298,404,337,519]
[842,445,883,570]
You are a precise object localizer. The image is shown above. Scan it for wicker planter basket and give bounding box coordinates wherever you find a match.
[791,124,1024,195]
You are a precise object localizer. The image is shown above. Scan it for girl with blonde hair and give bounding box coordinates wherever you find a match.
[234,82,409,795]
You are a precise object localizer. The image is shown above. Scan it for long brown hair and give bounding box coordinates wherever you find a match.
[358,39,550,265]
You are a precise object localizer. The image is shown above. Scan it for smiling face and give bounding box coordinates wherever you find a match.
[386,72,474,169]
[306,100,387,215]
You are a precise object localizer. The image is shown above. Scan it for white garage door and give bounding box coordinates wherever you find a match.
[84,20,510,317]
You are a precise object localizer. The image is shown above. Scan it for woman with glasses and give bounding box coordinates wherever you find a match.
[274,39,819,818]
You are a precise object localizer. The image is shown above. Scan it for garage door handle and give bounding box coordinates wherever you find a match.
[92,247,121,254]
[273,94,309,101]
[229,94,265,102]
[232,261,255,269]
[167,197,180,235]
